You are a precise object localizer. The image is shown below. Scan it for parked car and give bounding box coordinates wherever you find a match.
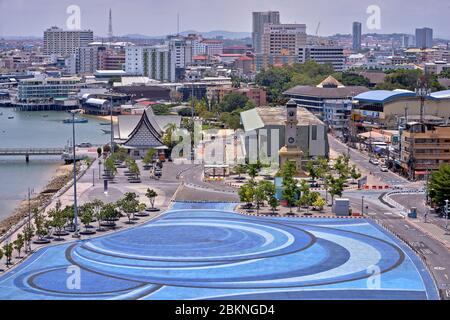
[369,159,379,165]
[380,165,389,172]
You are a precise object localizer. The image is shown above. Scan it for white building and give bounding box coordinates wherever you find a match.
[125,45,175,82]
[43,26,94,56]
[299,46,345,72]
[323,99,352,134]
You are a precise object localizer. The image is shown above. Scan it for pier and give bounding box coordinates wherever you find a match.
[0,147,81,163]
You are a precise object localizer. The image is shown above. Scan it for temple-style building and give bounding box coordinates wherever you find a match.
[114,108,181,158]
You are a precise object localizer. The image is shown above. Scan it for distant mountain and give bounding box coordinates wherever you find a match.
[121,34,163,40]
[122,30,251,40]
[179,30,251,39]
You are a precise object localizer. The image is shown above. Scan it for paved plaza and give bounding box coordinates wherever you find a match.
[0,202,439,300]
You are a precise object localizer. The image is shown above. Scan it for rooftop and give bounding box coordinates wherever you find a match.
[353,89,416,103]
[283,85,368,99]
[240,106,324,132]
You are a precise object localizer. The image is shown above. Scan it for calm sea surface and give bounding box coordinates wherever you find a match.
[0,109,108,220]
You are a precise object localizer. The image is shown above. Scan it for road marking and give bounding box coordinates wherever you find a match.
[434,267,446,271]
[384,212,393,215]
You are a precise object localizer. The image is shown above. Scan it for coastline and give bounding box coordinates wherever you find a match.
[0,163,76,237]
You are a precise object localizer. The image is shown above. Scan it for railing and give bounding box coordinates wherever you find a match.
[0,148,66,156]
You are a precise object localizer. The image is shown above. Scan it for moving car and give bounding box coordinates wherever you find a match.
[369,158,379,165]
[380,165,389,172]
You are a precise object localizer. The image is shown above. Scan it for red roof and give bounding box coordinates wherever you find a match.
[237,56,253,61]
[137,101,157,106]
[193,55,208,60]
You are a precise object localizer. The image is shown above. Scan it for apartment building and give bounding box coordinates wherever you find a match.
[125,45,175,82]
[401,123,450,179]
[252,11,281,54]
[43,26,94,56]
[299,46,345,71]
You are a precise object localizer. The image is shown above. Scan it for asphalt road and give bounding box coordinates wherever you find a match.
[328,135,450,299]
[328,135,409,186]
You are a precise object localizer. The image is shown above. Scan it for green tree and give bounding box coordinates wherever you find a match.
[23,224,35,254]
[91,199,105,231]
[3,243,13,266]
[254,182,268,214]
[350,165,362,183]
[238,182,255,210]
[48,202,66,241]
[143,149,156,166]
[313,197,326,211]
[104,157,117,176]
[145,189,158,209]
[247,164,259,181]
[80,203,94,232]
[218,92,250,113]
[34,210,48,241]
[234,164,247,179]
[0,249,3,266]
[13,234,25,259]
[429,164,450,206]
[329,176,346,205]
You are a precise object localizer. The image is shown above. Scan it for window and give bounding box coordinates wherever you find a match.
[311,125,317,141]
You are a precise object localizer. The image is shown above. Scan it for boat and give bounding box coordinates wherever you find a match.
[8,116,14,119]
[0,112,3,116]
[42,115,49,118]
[63,118,88,124]
[99,122,111,126]
[101,129,112,134]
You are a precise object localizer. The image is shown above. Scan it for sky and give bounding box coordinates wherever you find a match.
[0,0,450,39]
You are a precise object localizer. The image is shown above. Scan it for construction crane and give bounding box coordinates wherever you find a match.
[315,22,321,37]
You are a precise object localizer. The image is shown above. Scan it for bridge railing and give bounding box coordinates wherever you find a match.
[0,148,67,155]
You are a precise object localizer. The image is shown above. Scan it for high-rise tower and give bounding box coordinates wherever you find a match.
[108,9,113,40]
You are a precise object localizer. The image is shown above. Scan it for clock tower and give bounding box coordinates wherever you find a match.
[279,100,303,172]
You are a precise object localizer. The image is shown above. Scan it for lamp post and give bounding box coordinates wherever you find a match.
[361,196,365,216]
[445,200,449,235]
[68,109,81,238]
[26,187,34,253]
[109,90,114,154]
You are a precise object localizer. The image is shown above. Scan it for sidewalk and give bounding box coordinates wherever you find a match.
[410,219,450,250]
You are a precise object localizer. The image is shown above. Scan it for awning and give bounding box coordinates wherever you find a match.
[415,171,428,175]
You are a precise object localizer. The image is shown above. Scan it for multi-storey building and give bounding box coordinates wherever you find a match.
[43,26,94,56]
[76,45,106,74]
[17,77,81,102]
[125,45,174,82]
[252,11,280,54]
[415,27,433,49]
[323,99,353,134]
[255,23,306,71]
[401,123,450,180]
[352,22,362,52]
[299,46,345,71]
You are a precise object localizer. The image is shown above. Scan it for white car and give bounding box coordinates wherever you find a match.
[369,159,379,165]
[380,165,389,172]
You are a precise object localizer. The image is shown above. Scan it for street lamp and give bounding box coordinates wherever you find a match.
[68,109,82,238]
[445,200,449,235]
[361,196,365,216]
